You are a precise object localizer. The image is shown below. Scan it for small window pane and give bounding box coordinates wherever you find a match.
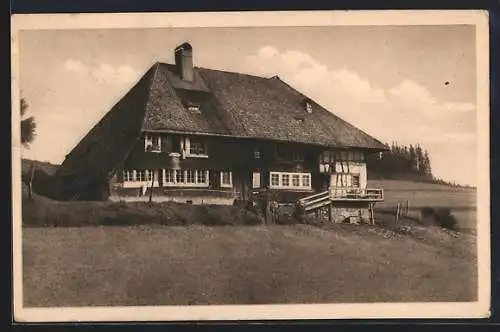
[197,170,207,184]
[282,174,290,187]
[165,170,175,183]
[352,175,360,188]
[186,170,195,183]
[302,174,310,187]
[271,174,280,186]
[292,174,300,186]
[176,170,185,183]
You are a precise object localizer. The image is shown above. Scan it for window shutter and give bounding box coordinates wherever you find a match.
[162,136,172,153]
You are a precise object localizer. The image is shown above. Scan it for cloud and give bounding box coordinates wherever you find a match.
[244,46,478,185]
[63,59,86,73]
[62,59,140,85]
[245,46,476,143]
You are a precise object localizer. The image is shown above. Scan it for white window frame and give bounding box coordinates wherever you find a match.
[187,102,201,113]
[162,169,210,187]
[269,171,312,190]
[252,172,261,188]
[122,169,157,188]
[220,171,233,188]
[144,133,161,153]
[305,102,313,114]
[171,137,209,158]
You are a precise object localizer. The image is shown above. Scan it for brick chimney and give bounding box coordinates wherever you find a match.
[175,42,194,82]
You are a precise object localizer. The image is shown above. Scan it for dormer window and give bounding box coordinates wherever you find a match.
[145,133,161,152]
[187,101,201,114]
[302,98,313,114]
[305,102,312,113]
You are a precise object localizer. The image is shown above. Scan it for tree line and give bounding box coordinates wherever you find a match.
[367,142,433,181]
[367,142,474,188]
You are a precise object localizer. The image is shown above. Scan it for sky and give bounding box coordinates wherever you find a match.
[18,25,477,186]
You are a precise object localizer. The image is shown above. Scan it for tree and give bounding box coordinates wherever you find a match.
[20,98,37,200]
[21,98,36,147]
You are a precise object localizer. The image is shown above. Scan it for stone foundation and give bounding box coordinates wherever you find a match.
[330,206,370,224]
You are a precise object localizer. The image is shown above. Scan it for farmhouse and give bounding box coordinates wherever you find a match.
[51,42,387,223]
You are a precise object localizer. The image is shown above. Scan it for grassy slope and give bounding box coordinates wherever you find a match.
[23,221,477,307]
[368,179,477,230]
[368,179,476,207]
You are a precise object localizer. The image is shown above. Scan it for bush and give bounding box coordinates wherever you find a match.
[420,207,457,230]
[22,196,264,228]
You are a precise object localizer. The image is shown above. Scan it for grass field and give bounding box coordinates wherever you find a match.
[368,179,477,230]
[23,221,477,307]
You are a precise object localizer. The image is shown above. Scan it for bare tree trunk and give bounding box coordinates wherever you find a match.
[28,163,35,201]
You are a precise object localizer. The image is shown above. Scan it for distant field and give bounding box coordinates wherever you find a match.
[23,223,477,307]
[368,179,477,230]
[368,179,476,208]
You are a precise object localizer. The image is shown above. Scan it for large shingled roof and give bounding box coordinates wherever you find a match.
[52,60,387,199]
[142,63,386,150]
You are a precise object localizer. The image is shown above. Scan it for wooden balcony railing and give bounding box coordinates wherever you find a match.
[330,187,384,201]
[298,187,384,212]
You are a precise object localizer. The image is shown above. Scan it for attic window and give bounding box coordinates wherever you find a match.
[187,101,201,114]
[303,99,313,114]
[294,116,305,123]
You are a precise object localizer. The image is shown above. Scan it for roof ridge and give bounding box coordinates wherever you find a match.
[157,61,275,81]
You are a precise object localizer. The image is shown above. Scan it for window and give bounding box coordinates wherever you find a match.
[293,150,304,162]
[163,169,209,187]
[305,102,313,114]
[352,174,360,188]
[134,170,153,182]
[220,171,232,188]
[254,148,261,159]
[187,101,201,114]
[165,169,175,183]
[197,170,207,184]
[186,169,196,184]
[271,173,280,187]
[252,172,261,188]
[282,174,290,187]
[145,133,161,152]
[269,172,312,189]
[187,137,208,156]
[334,173,361,188]
[123,170,134,182]
[302,174,311,187]
[172,136,182,153]
[276,144,304,162]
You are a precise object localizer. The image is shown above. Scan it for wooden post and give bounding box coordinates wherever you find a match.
[395,203,401,224]
[406,200,410,217]
[328,203,332,222]
[28,162,35,201]
[369,203,375,225]
[148,170,155,204]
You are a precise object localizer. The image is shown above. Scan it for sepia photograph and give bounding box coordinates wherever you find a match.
[11,11,490,321]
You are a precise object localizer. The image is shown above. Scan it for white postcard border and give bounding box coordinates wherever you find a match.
[11,10,491,322]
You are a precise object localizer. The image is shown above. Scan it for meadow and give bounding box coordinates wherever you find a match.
[19,174,479,307]
[368,179,477,230]
[23,221,476,307]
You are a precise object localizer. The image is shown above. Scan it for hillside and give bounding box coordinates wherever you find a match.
[23,222,476,307]
[21,158,59,176]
